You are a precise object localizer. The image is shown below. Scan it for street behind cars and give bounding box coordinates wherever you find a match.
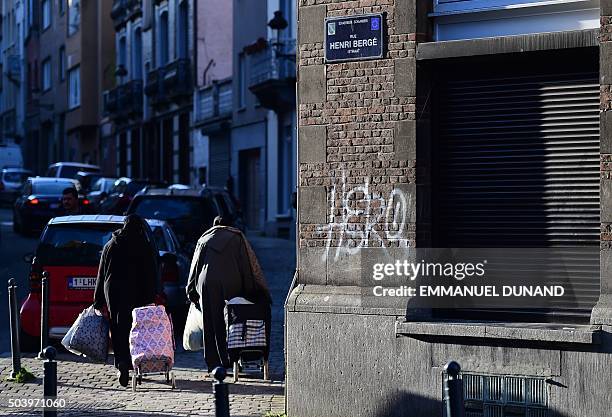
[19,215,190,351]
[12,177,80,235]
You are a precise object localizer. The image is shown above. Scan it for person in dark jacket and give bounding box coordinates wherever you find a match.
[93,214,159,387]
[186,216,270,372]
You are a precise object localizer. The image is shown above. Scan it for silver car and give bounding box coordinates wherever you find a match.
[0,168,33,204]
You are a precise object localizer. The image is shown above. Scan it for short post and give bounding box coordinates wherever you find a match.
[43,346,57,417]
[444,361,465,417]
[38,271,49,360]
[212,366,230,417]
[8,278,21,379]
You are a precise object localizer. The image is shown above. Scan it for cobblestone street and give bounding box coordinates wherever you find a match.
[0,233,295,416]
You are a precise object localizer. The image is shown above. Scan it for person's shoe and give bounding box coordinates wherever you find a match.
[118,364,129,387]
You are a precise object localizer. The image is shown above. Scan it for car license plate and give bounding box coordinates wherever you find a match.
[68,277,97,290]
[50,203,60,209]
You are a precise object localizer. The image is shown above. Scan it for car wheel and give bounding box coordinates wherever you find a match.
[19,328,40,353]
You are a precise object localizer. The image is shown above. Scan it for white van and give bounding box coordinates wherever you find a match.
[0,143,24,169]
[46,162,101,179]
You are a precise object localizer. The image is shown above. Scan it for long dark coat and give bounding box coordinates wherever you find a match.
[186,227,256,371]
[94,228,158,369]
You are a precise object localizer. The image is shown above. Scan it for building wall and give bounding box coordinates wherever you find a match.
[287,1,612,416]
[195,0,232,86]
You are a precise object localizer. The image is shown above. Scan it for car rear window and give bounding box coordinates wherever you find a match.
[33,182,76,195]
[3,172,29,183]
[126,181,148,196]
[151,226,168,251]
[37,224,121,266]
[132,197,217,223]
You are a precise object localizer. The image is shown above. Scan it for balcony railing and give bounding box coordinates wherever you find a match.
[248,38,296,110]
[195,79,232,124]
[249,39,296,87]
[145,59,192,107]
[111,0,142,28]
[103,79,144,121]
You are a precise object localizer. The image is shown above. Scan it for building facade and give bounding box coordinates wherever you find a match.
[0,0,26,146]
[288,0,611,416]
[22,0,114,174]
[232,0,296,236]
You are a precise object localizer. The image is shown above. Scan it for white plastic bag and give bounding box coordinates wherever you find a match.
[182,303,204,351]
[61,309,85,355]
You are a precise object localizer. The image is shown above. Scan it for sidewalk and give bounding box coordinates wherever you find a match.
[0,233,295,416]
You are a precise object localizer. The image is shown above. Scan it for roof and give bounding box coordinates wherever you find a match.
[48,215,166,228]
[30,177,78,184]
[138,187,212,197]
[48,162,101,170]
[2,167,33,173]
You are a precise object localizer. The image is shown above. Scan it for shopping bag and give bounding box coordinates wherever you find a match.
[182,303,203,351]
[130,305,174,372]
[68,305,109,362]
[61,309,85,355]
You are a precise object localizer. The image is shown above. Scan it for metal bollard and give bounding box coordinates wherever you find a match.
[38,271,49,360]
[8,278,21,379]
[444,361,465,417]
[212,366,230,417]
[43,346,57,417]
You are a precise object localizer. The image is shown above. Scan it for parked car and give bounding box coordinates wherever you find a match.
[46,162,101,179]
[19,215,190,350]
[207,186,246,232]
[0,167,33,205]
[99,178,166,215]
[126,187,221,253]
[73,171,104,193]
[86,177,117,212]
[12,177,82,235]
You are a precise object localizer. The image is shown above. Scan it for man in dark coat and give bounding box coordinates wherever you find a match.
[94,214,159,387]
[186,217,268,372]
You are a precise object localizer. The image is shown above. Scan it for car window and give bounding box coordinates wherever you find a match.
[151,226,168,251]
[90,179,103,192]
[33,181,75,195]
[162,227,176,252]
[46,166,58,177]
[58,166,82,178]
[126,181,148,196]
[37,224,121,266]
[3,172,29,184]
[132,198,217,222]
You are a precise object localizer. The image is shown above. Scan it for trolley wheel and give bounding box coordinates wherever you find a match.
[171,372,176,389]
[233,362,239,383]
[263,360,270,381]
[131,374,137,392]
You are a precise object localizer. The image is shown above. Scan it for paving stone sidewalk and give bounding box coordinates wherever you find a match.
[0,233,295,416]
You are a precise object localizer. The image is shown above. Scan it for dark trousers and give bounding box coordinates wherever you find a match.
[109,308,133,370]
[200,284,230,372]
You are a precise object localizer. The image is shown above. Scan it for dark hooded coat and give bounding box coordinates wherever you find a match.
[94,215,158,369]
[186,226,268,371]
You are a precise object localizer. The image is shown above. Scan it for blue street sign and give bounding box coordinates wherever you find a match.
[325,14,384,63]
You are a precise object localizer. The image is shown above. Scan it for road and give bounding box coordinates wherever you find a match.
[0,207,39,353]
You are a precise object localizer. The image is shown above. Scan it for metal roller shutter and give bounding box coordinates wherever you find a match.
[433,58,600,320]
[209,135,230,187]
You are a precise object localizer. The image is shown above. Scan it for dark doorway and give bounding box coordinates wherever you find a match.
[130,127,141,178]
[178,112,190,184]
[162,118,174,182]
[119,132,128,177]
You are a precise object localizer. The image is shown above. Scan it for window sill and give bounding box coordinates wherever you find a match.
[396,320,602,345]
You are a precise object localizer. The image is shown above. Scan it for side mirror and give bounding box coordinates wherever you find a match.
[23,253,34,263]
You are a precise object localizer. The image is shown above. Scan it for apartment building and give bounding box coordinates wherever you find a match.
[288,0,610,416]
[0,0,25,146]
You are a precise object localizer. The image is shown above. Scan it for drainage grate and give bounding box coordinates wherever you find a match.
[443,372,549,417]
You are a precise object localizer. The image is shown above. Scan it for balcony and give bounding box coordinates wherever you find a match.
[111,0,142,29]
[103,79,144,122]
[194,78,232,134]
[145,59,192,108]
[248,38,296,111]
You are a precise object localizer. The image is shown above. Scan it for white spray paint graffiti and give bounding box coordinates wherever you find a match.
[315,172,413,261]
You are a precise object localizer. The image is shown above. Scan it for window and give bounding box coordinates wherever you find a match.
[59,46,65,81]
[42,58,52,91]
[118,35,127,75]
[132,28,143,80]
[68,66,80,109]
[42,0,51,30]
[238,53,246,108]
[68,0,80,36]
[158,11,169,66]
[177,1,189,59]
